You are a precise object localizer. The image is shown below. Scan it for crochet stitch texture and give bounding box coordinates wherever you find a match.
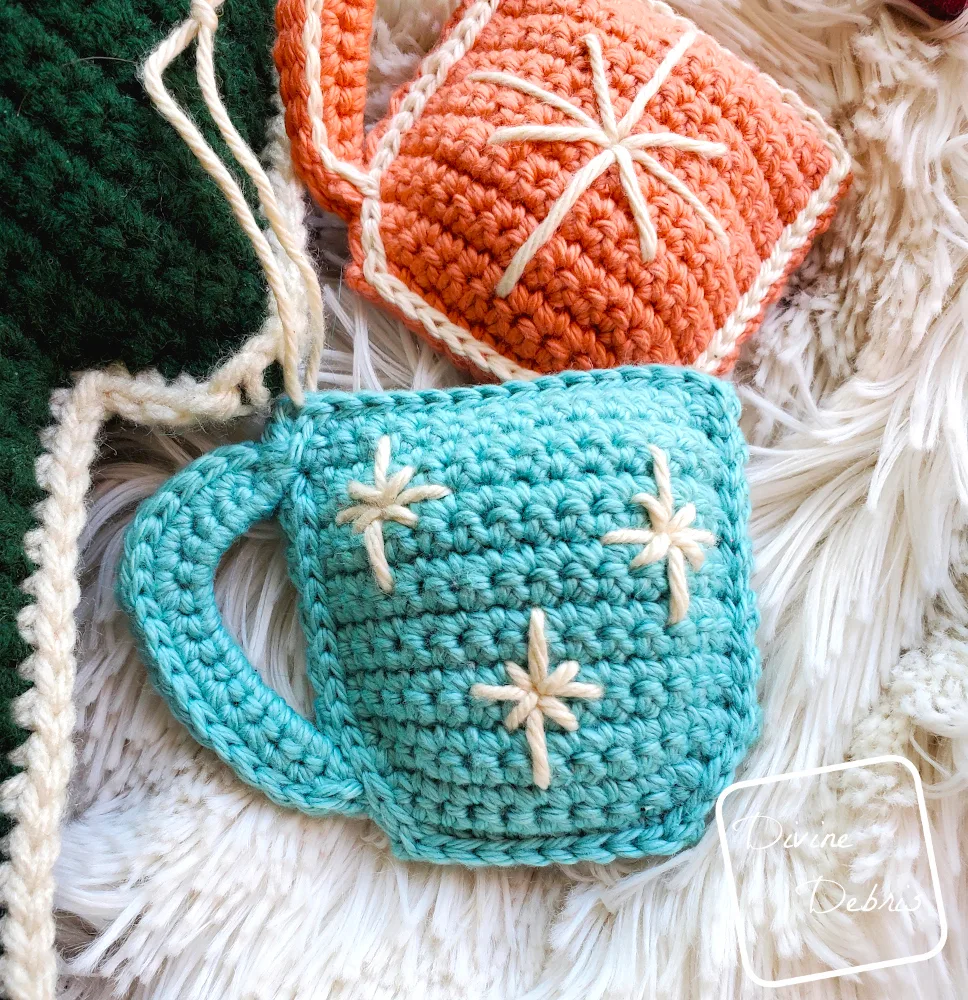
[118,367,761,866]
[0,0,277,844]
[275,0,852,381]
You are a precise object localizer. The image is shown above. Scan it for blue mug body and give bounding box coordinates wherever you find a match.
[118,367,760,866]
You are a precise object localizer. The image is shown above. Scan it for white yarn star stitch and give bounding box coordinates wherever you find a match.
[471,608,603,789]
[336,436,451,594]
[601,445,717,625]
[469,30,729,297]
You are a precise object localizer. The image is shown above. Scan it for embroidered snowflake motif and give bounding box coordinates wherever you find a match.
[471,607,603,789]
[470,29,729,296]
[601,444,717,624]
[336,436,451,594]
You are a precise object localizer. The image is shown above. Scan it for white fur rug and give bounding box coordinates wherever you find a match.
[54,1,968,998]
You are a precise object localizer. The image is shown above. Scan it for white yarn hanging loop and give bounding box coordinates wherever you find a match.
[142,0,326,404]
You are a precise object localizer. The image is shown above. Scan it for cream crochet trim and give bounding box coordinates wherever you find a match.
[0,366,273,1000]
[0,2,320,995]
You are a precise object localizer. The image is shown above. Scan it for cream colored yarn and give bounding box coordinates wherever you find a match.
[0,0,322,991]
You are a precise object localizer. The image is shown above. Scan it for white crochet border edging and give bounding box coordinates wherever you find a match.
[0,0,331,984]
[0,376,104,1000]
[0,361,275,1000]
[0,60,314,1000]
[337,0,852,379]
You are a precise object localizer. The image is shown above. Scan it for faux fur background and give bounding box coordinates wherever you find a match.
[55,1,968,997]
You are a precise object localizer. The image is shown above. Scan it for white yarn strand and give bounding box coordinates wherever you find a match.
[601,445,716,625]
[335,435,451,593]
[192,1,326,393]
[142,0,317,403]
[494,149,615,295]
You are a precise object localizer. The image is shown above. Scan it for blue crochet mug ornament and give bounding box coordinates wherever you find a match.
[118,367,760,866]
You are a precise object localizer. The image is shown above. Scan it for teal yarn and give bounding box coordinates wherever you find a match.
[117,367,761,867]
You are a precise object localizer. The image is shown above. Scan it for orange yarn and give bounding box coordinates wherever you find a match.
[275,0,374,218]
[276,0,851,380]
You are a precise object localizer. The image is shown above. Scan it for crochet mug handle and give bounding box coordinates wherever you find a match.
[275,0,379,220]
[117,442,365,816]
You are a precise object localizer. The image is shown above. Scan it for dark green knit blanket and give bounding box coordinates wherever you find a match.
[0,0,278,847]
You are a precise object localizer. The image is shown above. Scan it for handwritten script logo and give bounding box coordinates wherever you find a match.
[715,755,947,988]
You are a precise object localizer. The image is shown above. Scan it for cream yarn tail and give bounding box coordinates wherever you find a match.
[0,0,325,991]
[142,0,325,403]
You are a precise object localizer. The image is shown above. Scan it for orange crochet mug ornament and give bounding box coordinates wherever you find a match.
[276,0,851,381]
